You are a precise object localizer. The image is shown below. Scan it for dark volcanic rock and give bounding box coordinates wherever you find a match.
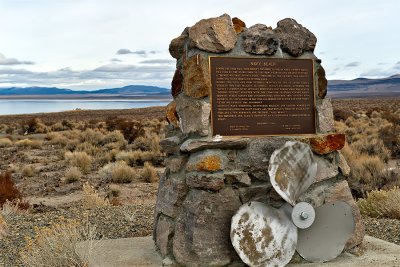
[155,214,175,257]
[171,67,183,97]
[180,137,248,153]
[172,188,242,266]
[275,18,317,57]
[186,172,225,191]
[188,14,237,53]
[242,24,279,55]
[318,65,328,98]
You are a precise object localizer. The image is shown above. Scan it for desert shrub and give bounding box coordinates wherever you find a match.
[15,139,42,149]
[104,130,126,144]
[379,124,400,158]
[351,138,390,162]
[50,122,65,131]
[20,218,98,267]
[357,187,400,219]
[82,182,109,209]
[21,165,36,177]
[140,162,158,183]
[106,118,144,143]
[64,151,92,174]
[99,161,135,183]
[0,172,22,207]
[333,108,354,121]
[79,128,105,146]
[75,142,101,156]
[65,167,82,183]
[21,117,48,134]
[0,138,13,148]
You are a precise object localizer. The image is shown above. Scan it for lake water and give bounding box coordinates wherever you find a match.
[0,99,171,115]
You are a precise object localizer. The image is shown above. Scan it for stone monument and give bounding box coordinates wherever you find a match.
[154,14,364,266]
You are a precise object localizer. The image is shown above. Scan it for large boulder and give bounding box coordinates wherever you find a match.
[183,54,211,99]
[188,14,237,53]
[242,24,279,55]
[172,188,242,266]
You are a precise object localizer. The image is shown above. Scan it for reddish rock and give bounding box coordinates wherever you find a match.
[310,134,345,155]
[232,17,246,33]
[317,65,328,98]
[169,27,189,59]
[188,14,237,53]
[165,101,179,128]
[171,67,183,97]
[183,54,211,98]
[155,215,174,257]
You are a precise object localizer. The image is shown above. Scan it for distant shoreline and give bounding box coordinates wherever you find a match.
[0,94,172,100]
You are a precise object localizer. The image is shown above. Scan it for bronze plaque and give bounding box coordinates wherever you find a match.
[210,57,316,136]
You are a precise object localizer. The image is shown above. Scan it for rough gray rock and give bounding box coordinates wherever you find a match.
[317,65,328,98]
[242,24,279,55]
[314,154,339,183]
[185,149,227,172]
[155,215,174,257]
[237,138,289,181]
[160,136,181,155]
[275,18,317,57]
[186,172,225,191]
[175,94,210,136]
[180,137,248,153]
[154,172,188,218]
[316,99,335,133]
[224,171,251,186]
[188,14,237,53]
[337,151,351,177]
[164,155,188,173]
[172,188,242,266]
[237,184,273,204]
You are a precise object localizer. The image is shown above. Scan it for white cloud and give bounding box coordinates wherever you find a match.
[0,53,34,65]
[116,49,147,56]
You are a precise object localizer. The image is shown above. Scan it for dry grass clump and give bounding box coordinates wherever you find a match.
[65,151,92,174]
[65,167,82,183]
[100,161,135,183]
[140,162,159,183]
[21,165,36,177]
[357,187,400,219]
[20,218,98,267]
[15,138,42,149]
[0,138,12,147]
[82,182,109,209]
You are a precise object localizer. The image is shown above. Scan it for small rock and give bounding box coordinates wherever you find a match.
[224,171,251,186]
[316,99,335,133]
[165,101,179,128]
[317,65,328,98]
[164,155,188,173]
[171,67,183,97]
[175,94,210,136]
[237,184,273,204]
[186,172,225,191]
[337,151,351,176]
[183,54,211,99]
[169,27,189,59]
[155,215,174,257]
[188,14,237,53]
[160,136,181,155]
[180,137,248,153]
[275,18,317,57]
[309,133,346,155]
[314,154,339,183]
[242,24,279,55]
[232,17,246,33]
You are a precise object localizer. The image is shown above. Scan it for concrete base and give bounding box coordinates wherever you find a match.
[78,236,400,267]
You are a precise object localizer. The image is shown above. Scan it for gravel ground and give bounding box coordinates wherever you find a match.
[1,206,399,267]
[0,203,155,267]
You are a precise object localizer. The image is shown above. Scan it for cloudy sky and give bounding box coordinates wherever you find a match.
[0,0,399,90]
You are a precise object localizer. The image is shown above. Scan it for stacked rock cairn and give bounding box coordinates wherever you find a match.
[153,14,365,266]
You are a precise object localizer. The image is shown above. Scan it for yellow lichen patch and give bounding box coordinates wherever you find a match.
[195,155,222,172]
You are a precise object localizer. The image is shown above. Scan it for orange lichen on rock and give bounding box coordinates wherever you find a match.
[187,155,222,172]
[166,101,179,128]
[309,134,345,155]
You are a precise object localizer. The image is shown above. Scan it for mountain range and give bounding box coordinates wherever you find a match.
[0,85,170,97]
[0,75,399,98]
[327,74,400,98]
